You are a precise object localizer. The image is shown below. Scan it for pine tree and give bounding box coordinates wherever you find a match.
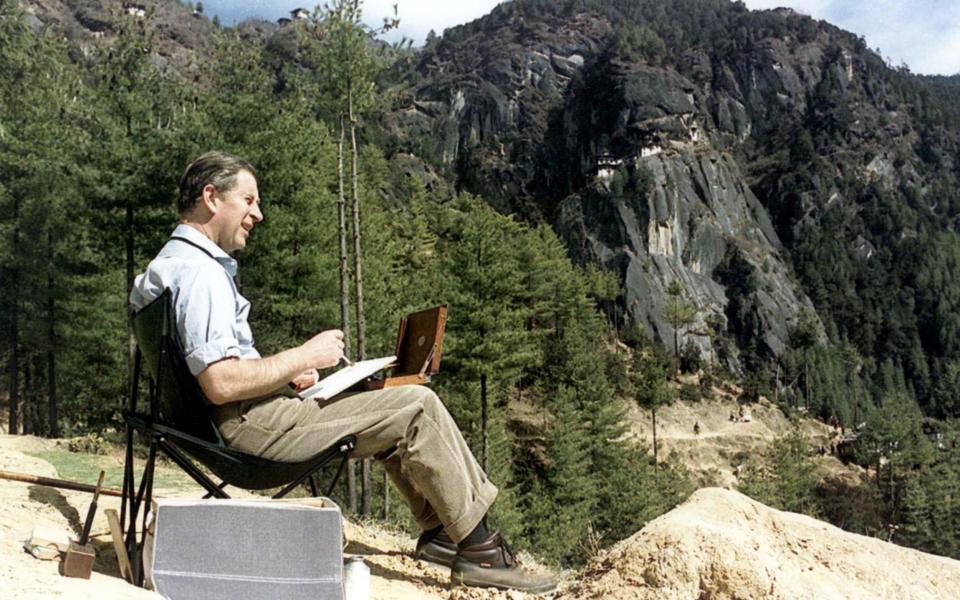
[0,1,93,434]
[789,308,819,411]
[739,426,820,515]
[664,280,696,367]
[441,198,536,471]
[522,384,593,564]
[630,340,672,468]
[301,1,398,515]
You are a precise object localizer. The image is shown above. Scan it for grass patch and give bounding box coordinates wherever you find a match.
[28,448,196,492]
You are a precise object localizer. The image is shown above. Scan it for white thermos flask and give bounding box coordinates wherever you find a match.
[343,556,370,600]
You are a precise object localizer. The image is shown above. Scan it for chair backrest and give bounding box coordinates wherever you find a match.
[132,289,223,444]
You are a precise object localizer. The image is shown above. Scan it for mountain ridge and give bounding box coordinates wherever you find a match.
[380,0,960,410]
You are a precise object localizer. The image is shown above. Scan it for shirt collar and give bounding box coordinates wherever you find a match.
[170,224,239,278]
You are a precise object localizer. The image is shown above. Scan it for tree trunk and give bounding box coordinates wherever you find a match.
[481,373,489,472]
[336,114,351,357]
[348,83,372,517]
[46,233,58,437]
[337,114,357,516]
[349,86,366,361]
[652,407,658,470]
[347,461,357,514]
[7,288,20,434]
[775,362,781,406]
[124,113,137,413]
[7,194,20,435]
[673,324,679,362]
[126,201,136,415]
[22,356,32,435]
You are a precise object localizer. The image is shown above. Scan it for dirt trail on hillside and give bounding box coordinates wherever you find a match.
[627,394,846,486]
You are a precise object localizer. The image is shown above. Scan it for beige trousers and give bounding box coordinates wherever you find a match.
[215,385,497,543]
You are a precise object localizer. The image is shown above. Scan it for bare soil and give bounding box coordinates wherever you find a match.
[625,380,858,487]
[0,433,562,599]
[563,487,960,599]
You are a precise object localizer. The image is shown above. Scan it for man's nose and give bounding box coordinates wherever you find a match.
[251,202,263,223]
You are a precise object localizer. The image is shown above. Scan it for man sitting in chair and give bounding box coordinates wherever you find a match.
[129,151,555,594]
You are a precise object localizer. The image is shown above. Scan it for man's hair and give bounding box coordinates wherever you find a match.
[177,151,256,214]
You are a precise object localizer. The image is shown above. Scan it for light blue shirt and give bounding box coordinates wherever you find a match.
[129,224,261,375]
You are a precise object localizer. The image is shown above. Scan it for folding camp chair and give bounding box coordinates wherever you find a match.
[121,289,355,585]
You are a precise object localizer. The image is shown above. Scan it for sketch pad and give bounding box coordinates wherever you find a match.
[298,356,397,401]
[299,305,447,400]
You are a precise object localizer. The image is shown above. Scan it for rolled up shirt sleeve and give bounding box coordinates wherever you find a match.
[174,264,243,375]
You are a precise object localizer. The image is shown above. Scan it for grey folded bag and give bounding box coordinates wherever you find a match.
[146,498,343,600]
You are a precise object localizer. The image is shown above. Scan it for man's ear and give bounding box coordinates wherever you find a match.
[200,183,218,214]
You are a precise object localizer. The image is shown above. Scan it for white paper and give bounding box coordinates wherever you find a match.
[298,356,397,400]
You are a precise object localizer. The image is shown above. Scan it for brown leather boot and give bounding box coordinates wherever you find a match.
[450,530,557,593]
[415,530,458,567]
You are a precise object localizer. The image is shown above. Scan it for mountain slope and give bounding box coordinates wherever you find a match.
[382,0,960,401]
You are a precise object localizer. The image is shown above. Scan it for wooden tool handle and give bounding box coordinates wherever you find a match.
[78,471,105,545]
[0,469,124,497]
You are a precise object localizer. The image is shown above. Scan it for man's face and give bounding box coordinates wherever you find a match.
[212,169,262,253]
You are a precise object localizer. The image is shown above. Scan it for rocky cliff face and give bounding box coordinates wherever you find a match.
[21,0,221,75]
[384,2,850,367]
[381,0,960,374]
[550,47,821,367]
[389,9,612,216]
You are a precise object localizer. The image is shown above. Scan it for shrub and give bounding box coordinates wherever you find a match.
[680,383,702,402]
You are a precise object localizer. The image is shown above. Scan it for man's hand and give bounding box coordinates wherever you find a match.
[291,368,320,392]
[300,329,345,370]
[196,330,345,406]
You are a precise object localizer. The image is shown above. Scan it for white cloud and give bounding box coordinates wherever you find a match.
[363,0,505,44]
[740,0,833,18]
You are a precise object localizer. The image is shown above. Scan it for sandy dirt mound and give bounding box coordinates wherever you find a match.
[0,434,159,599]
[0,434,560,599]
[565,487,960,600]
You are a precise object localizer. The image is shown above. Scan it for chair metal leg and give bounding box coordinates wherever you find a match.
[308,475,319,497]
[325,452,350,498]
[121,424,135,534]
[123,428,156,587]
[157,438,230,498]
[203,480,230,500]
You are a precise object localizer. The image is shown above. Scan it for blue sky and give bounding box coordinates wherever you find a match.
[199,0,960,75]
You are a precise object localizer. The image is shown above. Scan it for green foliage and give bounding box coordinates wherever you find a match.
[299,0,395,120]
[896,421,960,556]
[441,198,536,387]
[739,426,821,516]
[630,343,672,414]
[664,280,697,363]
[679,382,701,402]
[611,24,666,65]
[679,339,703,374]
